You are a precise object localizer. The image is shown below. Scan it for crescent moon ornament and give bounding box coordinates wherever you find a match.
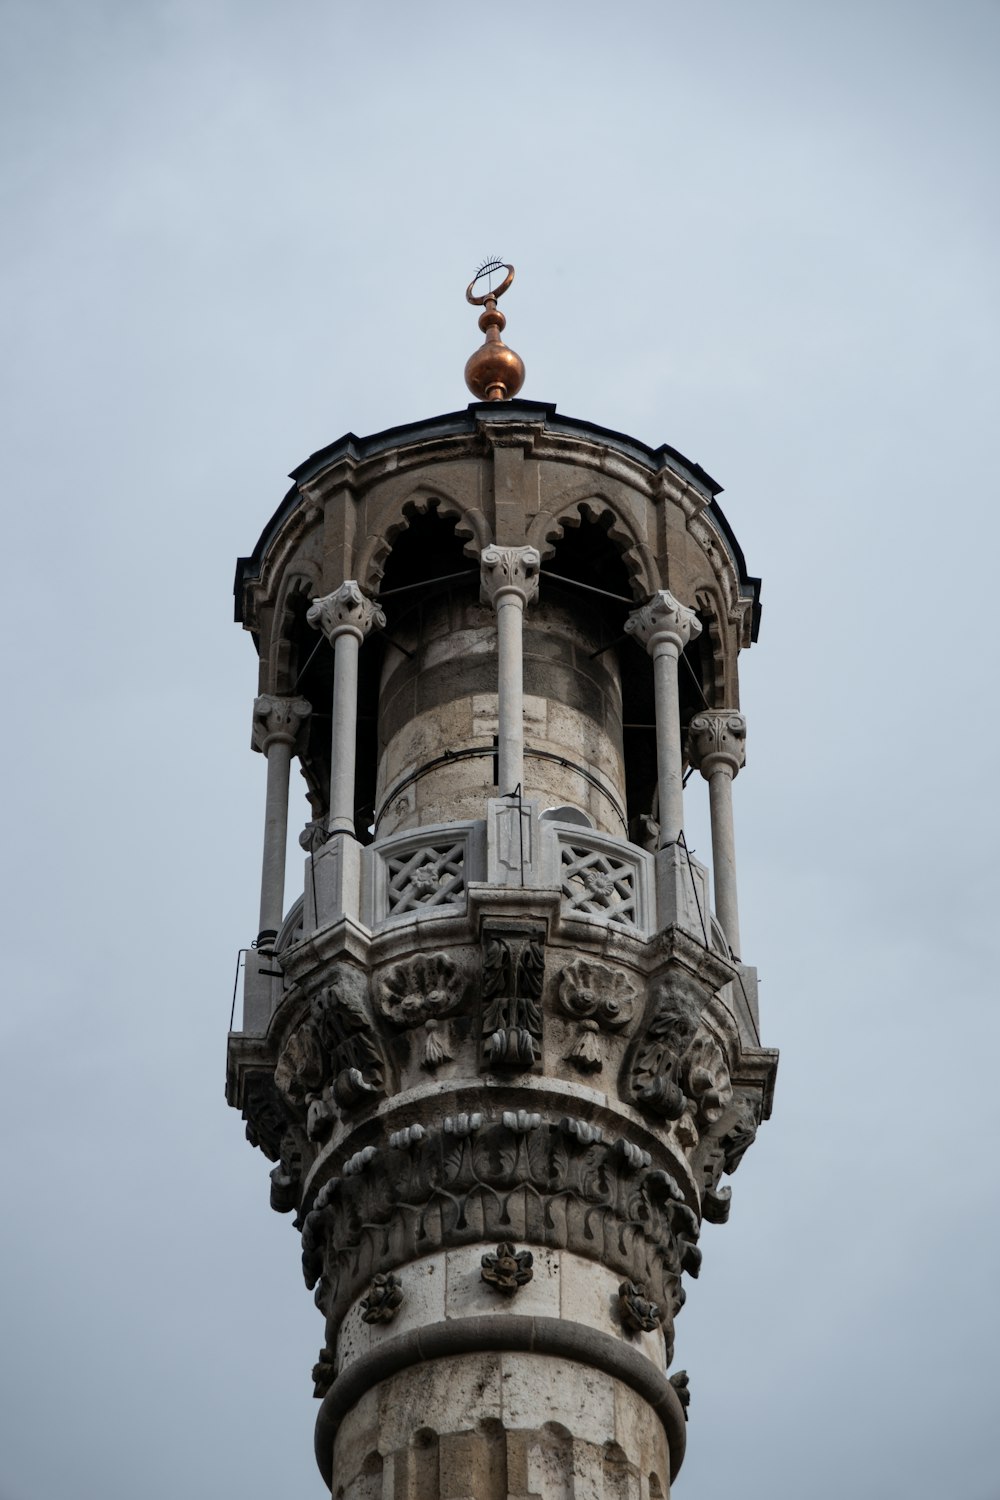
[463,258,525,402]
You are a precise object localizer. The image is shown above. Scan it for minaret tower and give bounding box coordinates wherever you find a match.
[227,265,777,1499]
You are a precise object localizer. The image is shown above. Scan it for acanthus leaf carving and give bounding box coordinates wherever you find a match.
[625,970,733,1142]
[481,924,545,1071]
[299,1114,703,1350]
[274,968,387,1144]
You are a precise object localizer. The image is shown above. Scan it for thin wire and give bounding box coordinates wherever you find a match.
[541,569,641,605]
[679,648,710,708]
[230,949,247,1030]
[677,830,710,949]
[377,569,477,600]
[293,633,328,691]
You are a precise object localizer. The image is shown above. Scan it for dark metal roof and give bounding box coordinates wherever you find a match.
[233,400,761,639]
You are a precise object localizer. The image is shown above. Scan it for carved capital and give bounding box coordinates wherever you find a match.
[687,711,746,779]
[251,694,312,754]
[306,581,385,644]
[479,545,541,610]
[624,590,702,657]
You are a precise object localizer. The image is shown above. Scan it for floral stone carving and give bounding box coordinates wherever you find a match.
[626,970,732,1138]
[312,1347,336,1398]
[557,957,636,1072]
[376,952,468,1070]
[618,1279,663,1335]
[669,1369,690,1418]
[360,1272,404,1324]
[481,922,545,1070]
[481,1242,534,1295]
[274,968,386,1142]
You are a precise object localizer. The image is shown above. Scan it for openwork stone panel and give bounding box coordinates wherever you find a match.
[549,827,653,934]
[371,822,483,925]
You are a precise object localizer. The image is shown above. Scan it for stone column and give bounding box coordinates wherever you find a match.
[687,711,746,957]
[251,694,311,951]
[307,582,385,836]
[625,591,702,847]
[480,545,540,795]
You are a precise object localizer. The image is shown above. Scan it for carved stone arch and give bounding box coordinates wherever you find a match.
[269,569,321,693]
[358,485,492,593]
[528,497,654,601]
[694,587,728,708]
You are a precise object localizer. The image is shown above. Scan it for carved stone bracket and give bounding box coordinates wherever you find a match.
[687,711,746,779]
[252,694,312,754]
[306,580,386,644]
[480,922,545,1070]
[274,968,386,1143]
[556,957,637,1073]
[624,969,733,1146]
[479,545,541,610]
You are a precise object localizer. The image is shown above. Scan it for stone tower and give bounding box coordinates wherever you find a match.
[227,276,777,1499]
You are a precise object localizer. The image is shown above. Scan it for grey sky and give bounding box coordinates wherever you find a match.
[1,1,997,1496]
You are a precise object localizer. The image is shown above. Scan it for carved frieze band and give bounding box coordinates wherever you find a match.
[300,1111,701,1348]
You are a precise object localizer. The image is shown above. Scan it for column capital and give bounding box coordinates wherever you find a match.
[624,590,702,656]
[480,545,541,610]
[687,710,746,779]
[307,581,386,644]
[252,694,312,754]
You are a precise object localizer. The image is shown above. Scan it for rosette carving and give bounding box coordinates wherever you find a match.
[375,953,469,1070]
[556,958,636,1073]
[618,1279,663,1335]
[481,1242,534,1295]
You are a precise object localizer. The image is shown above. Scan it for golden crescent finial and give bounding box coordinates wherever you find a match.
[463,259,525,402]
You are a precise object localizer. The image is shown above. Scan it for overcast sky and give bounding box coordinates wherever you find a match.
[2,2,998,1497]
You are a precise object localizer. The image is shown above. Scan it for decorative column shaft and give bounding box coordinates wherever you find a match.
[480,546,540,795]
[625,591,702,847]
[252,695,311,949]
[688,711,746,957]
[307,582,385,836]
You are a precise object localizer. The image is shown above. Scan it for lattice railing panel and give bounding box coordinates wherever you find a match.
[384,840,467,916]
[559,842,639,928]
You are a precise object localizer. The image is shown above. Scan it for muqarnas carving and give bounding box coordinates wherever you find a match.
[274,966,386,1142]
[556,957,636,1073]
[625,971,731,1139]
[300,1112,701,1356]
[481,922,545,1070]
[375,952,469,1070]
[481,1242,534,1295]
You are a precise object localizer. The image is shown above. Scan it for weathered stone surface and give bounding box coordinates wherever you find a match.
[228,403,775,1497]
